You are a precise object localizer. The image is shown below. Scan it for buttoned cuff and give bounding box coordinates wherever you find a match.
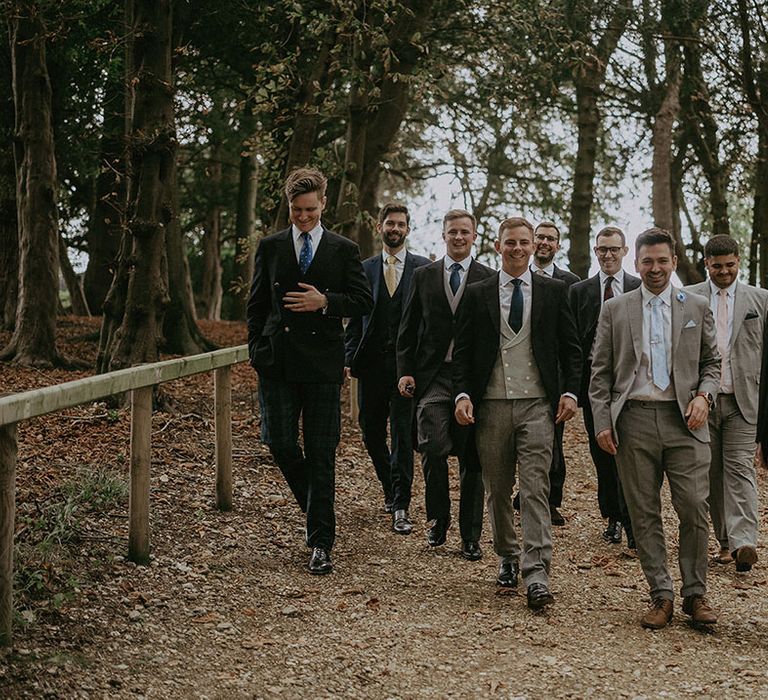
[455,393,470,404]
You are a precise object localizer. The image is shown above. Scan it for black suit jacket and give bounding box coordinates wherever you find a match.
[344,250,431,376]
[453,272,582,410]
[552,263,581,287]
[568,271,641,403]
[396,258,494,401]
[246,227,373,384]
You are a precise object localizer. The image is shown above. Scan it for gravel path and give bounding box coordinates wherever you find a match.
[3,366,768,698]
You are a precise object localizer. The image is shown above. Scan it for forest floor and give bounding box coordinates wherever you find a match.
[2,318,768,698]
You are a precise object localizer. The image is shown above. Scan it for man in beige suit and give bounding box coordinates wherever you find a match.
[590,228,720,629]
[684,235,768,572]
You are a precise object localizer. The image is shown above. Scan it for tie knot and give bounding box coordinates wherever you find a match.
[301,231,310,240]
[718,288,727,297]
[450,262,462,272]
[649,295,662,307]
[387,255,397,265]
[511,278,523,288]
[605,276,615,285]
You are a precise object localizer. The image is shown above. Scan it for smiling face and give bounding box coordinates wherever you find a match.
[635,242,677,294]
[289,191,326,233]
[705,253,739,289]
[442,216,477,262]
[533,225,560,267]
[496,225,534,277]
[594,232,628,276]
[378,212,409,252]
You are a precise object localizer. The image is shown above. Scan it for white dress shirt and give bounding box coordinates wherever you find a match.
[629,284,675,401]
[444,254,472,288]
[531,262,555,277]
[709,278,736,393]
[381,247,406,288]
[292,222,324,264]
[499,268,532,328]
[598,269,625,305]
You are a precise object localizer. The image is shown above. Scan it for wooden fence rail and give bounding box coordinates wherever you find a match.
[0,345,249,646]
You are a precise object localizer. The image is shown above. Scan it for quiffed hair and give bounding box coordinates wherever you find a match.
[635,227,675,255]
[499,217,534,237]
[704,234,740,258]
[378,201,410,225]
[284,167,327,201]
[443,209,476,231]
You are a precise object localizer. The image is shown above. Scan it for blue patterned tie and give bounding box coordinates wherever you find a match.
[299,232,313,275]
[508,278,523,333]
[449,262,462,295]
[649,296,670,390]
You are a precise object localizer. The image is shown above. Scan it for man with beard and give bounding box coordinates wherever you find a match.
[345,203,430,533]
[520,221,580,526]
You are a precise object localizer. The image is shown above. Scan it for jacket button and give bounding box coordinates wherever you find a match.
[284,327,290,332]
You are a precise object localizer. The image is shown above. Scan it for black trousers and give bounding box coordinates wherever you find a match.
[259,375,341,550]
[582,400,631,527]
[357,356,414,511]
[416,364,484,541]
[548,422,566,507]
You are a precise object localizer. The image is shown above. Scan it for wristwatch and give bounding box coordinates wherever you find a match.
[696,391,714,408]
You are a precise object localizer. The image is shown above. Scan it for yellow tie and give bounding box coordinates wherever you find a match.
[385,255,398,296]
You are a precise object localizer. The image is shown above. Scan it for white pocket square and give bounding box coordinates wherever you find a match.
[684,319,697,328]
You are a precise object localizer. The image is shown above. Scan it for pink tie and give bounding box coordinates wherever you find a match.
[716,289,728,386]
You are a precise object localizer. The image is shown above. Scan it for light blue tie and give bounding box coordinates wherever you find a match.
[649,296,670,391]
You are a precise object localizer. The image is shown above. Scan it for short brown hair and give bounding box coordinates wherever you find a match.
[635,227,675,255]
[535,220,560,240]
[378,201,410,225]
[596,226,626,246]
[284,167,327,201]
[443,209,476,232]
[704,234,739,258]
[499,217,534,239]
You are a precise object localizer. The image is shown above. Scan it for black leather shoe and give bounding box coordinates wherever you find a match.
[602,519,622,544]
[427,518,449,547]
[392,509,413,535]
[527,582,554,609]
[308,547,333,575]
[497,559,519,587]
[550,507,565,526]
[626,530,637,550]
[461,540,482,561]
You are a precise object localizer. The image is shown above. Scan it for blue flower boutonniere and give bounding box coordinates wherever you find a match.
[676,291,686,303]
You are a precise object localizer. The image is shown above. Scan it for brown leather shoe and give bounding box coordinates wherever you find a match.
[682,595,717,625]
[640,598,673,629]
[715,547,733,564]
[733,545,758,572]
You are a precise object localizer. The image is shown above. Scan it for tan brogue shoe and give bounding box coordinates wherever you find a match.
[640,598,673,629]
[682,595,717,626]
[715,547,733,564]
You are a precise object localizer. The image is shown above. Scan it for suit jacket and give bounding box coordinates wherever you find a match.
[344,250,431,376]
[589,286,720,443]
[246,226,373,384]
[552,263,580,287]
[569,272,642,403]
[683,280,768,424]
[452,272,582,409]
[396,257,494,401]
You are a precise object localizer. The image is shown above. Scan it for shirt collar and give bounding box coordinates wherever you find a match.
[500,268,532,287]
[382,247,407,264]
[531,262,555,277]
[445,255,472,272]
[641,283,673,306]
[599,268,624,285]
[292,222,323,242]
[708,278,737,297]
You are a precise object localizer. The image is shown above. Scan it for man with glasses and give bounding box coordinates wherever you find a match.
[569,227,640,548]
[397,209,493,559]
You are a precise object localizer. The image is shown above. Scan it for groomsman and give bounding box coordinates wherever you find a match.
[528,220,580,525]
[397,209,492,559]
[569,226,640,548]
[684,235,768,571]
[590,228,720,629]
[345,203,430,534]
[247,168,373,575]
[453,217,581,608]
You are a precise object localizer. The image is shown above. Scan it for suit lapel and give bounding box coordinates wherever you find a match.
[628,290,643,363]
[671,289,685,360]
[279,228,300,277]
[530,273,544,333]
[370,255,382,300]
[623,273,642,293]
[306,228,334,275]
[402,252,416,300]
[732,283,747,347]
[484,273,501,328]
[433,260,453,313]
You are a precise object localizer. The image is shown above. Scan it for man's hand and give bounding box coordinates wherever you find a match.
[398,376,416,398]
[344,367,352,380]
[455,398,474,425]
[282,283,328,312]
[596,429,618,455]
[684,395,709,431]
[555,395,577,424]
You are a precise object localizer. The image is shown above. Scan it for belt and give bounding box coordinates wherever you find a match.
[625,399,677,410]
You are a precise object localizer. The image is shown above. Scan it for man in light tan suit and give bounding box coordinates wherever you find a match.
[590,228,720,630]
[684,235,768,572]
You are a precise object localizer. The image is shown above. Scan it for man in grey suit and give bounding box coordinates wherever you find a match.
[590,228,720,629]
[684,235,768,572]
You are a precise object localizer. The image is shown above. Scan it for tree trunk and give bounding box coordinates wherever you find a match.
[229,151,258,321]
[84,67,125,314]
[196,144,223,320]
[755,127,768,288]
[99,0,173,371]
[58,234,90,316]
[650,60,680,234]
[2,4,61,367]
[0,37,17,331]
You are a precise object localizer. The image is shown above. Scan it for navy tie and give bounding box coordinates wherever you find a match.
[299,232,313,274]
[508,278,523,333]
[449,262,462,295]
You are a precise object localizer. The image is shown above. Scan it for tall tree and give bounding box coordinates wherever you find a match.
[0,36,17,331]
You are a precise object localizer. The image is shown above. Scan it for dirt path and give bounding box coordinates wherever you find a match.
[2,321,768,698]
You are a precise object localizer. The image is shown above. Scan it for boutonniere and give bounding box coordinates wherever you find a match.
[676,291,686,303]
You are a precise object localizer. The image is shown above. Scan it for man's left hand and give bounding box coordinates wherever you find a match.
[685,395,709,430]
[555,395,577,424]
[283,283,328,312]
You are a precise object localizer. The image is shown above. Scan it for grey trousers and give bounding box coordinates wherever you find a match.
[476,398,554,588]
[615,400,710,600]
[709,393,759,552]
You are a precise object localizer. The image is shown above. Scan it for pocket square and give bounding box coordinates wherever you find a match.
[684,319,697,328]
[745,311,759,320]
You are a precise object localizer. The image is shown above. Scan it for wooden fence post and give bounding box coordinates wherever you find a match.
[0,423,17,646]
[214,366,232,511]
[128,387,152,564]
